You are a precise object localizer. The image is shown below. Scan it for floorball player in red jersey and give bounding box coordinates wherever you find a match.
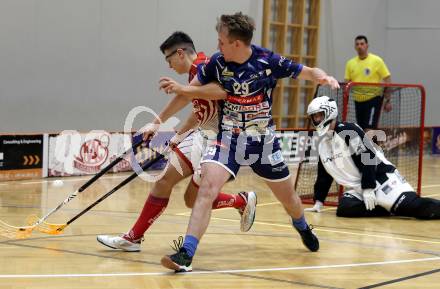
[97,32,257,252]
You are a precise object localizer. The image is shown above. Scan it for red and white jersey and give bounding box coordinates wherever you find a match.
[189,52,219,132]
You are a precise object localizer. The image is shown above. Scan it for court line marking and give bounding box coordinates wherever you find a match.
[358,267,440,289]
[208,217,440,245]
[319,207,337,212]
[20,174,130,185]
[174,201,282,216]
[423,193,440,197]
[170,213,440,245]
[9,175,439,187]
[0,256,438,278]
[422,184,440,189]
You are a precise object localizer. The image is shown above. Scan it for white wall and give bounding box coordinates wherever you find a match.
[318,0,440,126]
[318,0,387,80]
[385,0,440,126]
[0,0,262,132]
[2,0,439,131]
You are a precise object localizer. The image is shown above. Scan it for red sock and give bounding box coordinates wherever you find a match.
[191,179,246,210]
[125,194,169,241]
[212,192,246,210]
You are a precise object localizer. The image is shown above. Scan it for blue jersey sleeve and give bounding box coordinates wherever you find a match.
[197,53,221,85]
[269,53,303,79]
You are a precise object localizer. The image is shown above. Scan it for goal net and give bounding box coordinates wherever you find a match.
[294,82,425,205]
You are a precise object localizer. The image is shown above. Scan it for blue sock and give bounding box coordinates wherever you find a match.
[292,215,308,231]
[182,235,199,257]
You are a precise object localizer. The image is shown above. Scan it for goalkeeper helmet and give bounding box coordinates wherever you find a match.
[307,96,338,136]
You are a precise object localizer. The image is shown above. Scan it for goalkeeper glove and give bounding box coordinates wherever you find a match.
[362,189,377,210]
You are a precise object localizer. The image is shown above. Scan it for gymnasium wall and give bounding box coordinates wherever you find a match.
[318,0,440,126]
[1,0,439,131]
[0,0,263,133]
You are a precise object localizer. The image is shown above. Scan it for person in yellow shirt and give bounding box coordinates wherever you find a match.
[345,35,391,130]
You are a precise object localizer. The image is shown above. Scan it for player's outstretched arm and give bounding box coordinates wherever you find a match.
[299,66,340,89]
[159,77,227,100]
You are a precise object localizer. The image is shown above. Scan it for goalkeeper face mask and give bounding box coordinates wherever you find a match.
[307,96,338,136]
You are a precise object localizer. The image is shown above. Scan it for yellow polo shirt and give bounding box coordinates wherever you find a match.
[345,53,391,102]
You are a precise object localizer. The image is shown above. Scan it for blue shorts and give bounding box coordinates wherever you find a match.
[201,132,290,182]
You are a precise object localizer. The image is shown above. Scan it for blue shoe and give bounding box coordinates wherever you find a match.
[295,224,319,252]
[160,236,193,272]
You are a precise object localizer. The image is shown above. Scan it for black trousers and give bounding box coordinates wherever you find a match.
[354,96,383,129]
[336,191,440,219]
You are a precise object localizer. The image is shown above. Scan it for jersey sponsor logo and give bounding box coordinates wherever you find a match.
[244,111,270,121]
[222,69,234,77]
[245,119,270,128]
[227,94,263,105]
[268,150,284,166]
[322,152,343,164]
[224,101,269,112]
[224,110,241,120]
[278,56,287,67]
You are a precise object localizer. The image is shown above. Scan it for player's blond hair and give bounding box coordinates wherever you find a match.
[216,12,255,45]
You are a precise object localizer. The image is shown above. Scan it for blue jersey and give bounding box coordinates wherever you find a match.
[197,45,303,135]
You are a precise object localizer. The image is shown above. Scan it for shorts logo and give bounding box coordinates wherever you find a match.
[204,146,217,156]
[268,150,284,166]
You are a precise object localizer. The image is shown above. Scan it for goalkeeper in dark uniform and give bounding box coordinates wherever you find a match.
[305,96,440,219]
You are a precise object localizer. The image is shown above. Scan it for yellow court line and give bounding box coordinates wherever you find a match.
[256,201,281,207]
[423,193,440,197]
[208,216,440,245]
[319,207,337,212]
[174,201,282,216]
[421,184,440,189]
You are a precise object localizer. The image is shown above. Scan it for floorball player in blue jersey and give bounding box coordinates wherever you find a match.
[158,12,339,272]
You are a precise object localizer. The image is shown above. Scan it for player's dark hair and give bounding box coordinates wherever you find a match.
[160,31,196,54]
[216,12,255,45]
[355,35,368,44]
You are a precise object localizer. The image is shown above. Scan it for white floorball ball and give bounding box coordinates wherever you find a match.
[52,179,64,187]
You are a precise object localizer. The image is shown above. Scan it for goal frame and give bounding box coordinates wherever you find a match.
[295,82,426,205]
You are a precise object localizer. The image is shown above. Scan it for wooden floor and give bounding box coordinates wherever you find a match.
[0,158,439,289]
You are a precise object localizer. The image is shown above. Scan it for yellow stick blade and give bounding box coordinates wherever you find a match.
[0,220,33,239]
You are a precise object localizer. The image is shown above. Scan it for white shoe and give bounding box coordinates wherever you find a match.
[238,191,257,232]
[304,201,323,213]
[97,235,141,252]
